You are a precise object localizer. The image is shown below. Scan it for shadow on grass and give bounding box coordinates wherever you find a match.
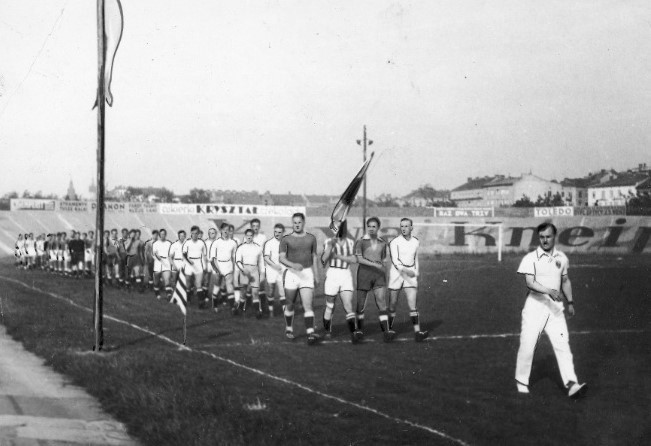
[530,353,566,392]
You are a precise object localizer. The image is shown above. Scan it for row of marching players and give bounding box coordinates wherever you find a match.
[14,213,428,346]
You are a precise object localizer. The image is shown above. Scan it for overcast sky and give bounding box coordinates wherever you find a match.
[1,0,650,199]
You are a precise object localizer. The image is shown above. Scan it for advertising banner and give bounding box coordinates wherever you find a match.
[195,204,306,217]
[57,201,89,212]
[534,207,574,217]
[159,203,196,215]
[573,206,626,216]
[435,207,494,218]
[127,202,158,213]
[10,199,56,211]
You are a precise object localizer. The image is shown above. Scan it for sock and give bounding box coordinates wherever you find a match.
[153,285,160,296]
[227,293,235,307]
[279,297,286,310]
[267,296,275,313]
[284,309,295,331]
[304,311,315,335]
[346,312,357,333]
[259,291,266,308]
[379,311,389,332]
[356,312,365,331]
[253,297,261,312]
[323,301,334,332]
[202,286,209,299]
[389,312,396,330]
[234,289,241,304]
[410,310,420,332]
[165,286,173,296]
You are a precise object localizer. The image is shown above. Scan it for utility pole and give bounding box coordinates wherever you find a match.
[93,0,106,351]
[356,125,373,228]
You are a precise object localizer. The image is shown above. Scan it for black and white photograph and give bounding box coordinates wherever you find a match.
[0,1,649,445]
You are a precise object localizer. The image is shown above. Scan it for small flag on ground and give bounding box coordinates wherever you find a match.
[170,272,188,316]
[329,152,374,234]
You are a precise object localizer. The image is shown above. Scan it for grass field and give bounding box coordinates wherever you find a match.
[0,254,649,446]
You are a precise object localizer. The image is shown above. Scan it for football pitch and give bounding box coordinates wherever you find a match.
[0,254,649,446]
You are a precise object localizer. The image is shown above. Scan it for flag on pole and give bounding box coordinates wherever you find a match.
[170,272,188,316]
[329,152,374,234]
[95,0,124,107]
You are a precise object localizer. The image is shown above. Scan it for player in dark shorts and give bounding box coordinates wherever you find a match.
[279,213,321,345]
[68,231,86,278]
[125,229,145,291]
[144,230,158,290]
[117,228,129,287]
[354,217,394,342]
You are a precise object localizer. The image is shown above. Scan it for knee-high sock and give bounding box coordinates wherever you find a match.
[379,310,389,332]
[410,310,420,332]
[346,312,357,333]
[284,309,295,331]
[323,301,334,332]
[304,311,315,335]
[389,312,396,330]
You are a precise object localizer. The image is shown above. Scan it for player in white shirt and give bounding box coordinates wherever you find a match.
[388,218,429,342]
[263,223,286,316]
[321,220,362,343]
[15,234,25,268]
[235,229,265,318]
[210,223,238,309]
[152,228,173,300]
[183,226,208,308]
[203,228,219,308]
[515,222,587,398]
[24,233,37,269]
[169,230,187,287]
[249,219,269,314]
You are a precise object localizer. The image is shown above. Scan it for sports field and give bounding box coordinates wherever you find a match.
[0,254,649,446]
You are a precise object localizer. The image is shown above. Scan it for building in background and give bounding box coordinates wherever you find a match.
[588,172,650,206]
[450,176,495,206]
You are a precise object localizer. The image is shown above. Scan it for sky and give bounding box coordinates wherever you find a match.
[1,0,650,199]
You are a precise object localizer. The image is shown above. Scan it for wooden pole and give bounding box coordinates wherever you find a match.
[183,314,187,345]
[93,0,106,351]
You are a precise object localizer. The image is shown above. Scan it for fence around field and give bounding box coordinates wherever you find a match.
[1,210,650,257]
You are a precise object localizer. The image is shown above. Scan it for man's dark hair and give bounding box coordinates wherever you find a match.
[274,223,285,231]
[190,225,199,232]
[152,230,159,236]
[245,229,254,236]
[367,217,381,228]
[159,228,167,234]
[400,217,413,226]
[292,212,305,221]
[250,218,261,225]
[178,230,186,236]
[220,223,230,230]
[536,222,557,235]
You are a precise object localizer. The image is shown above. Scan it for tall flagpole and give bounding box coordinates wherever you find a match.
[356,126,373,229]
[93,0,106,352]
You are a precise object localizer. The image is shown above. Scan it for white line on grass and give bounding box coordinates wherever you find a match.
[0,275,469,446]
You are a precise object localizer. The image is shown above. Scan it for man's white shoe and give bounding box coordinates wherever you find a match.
[516,382,530,394]
[567,382,587,399]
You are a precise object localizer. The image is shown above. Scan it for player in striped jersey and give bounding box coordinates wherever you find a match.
[210,223,238,309]
[388,218,428,342]
[321,220,362,343]
[263,223,286,316]
[235,229,265,318]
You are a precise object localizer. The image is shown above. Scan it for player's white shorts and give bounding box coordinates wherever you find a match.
[84,249,94,263]
[265,267,285,285]
[388,266,418,290]
[283,268,314,290]
[184,258,204,276]
[239,265,260,288]
[63,250,71,262]
[216,260,234,276]
[172,259,185,272]
[49,251,57,261]
[324,267,354,295]
[55,250,63,261]
[154,257,171,272]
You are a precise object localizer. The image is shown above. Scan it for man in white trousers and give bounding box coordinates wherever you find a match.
[515,222,587,398]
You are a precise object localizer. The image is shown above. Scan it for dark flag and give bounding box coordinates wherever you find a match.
[329,152,374,235]
[94,0,124,108]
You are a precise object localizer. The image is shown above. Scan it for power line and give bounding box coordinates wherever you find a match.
[0,5,67,120]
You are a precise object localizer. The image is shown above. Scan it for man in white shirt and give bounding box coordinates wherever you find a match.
[515,222,587,398]
[263,223,286,316]
[152,229,173,300]
[169,230,187,288]
[183,225,208,308]
[235,229,265,318]
[210,223,238,308]
[388,218,429,342]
